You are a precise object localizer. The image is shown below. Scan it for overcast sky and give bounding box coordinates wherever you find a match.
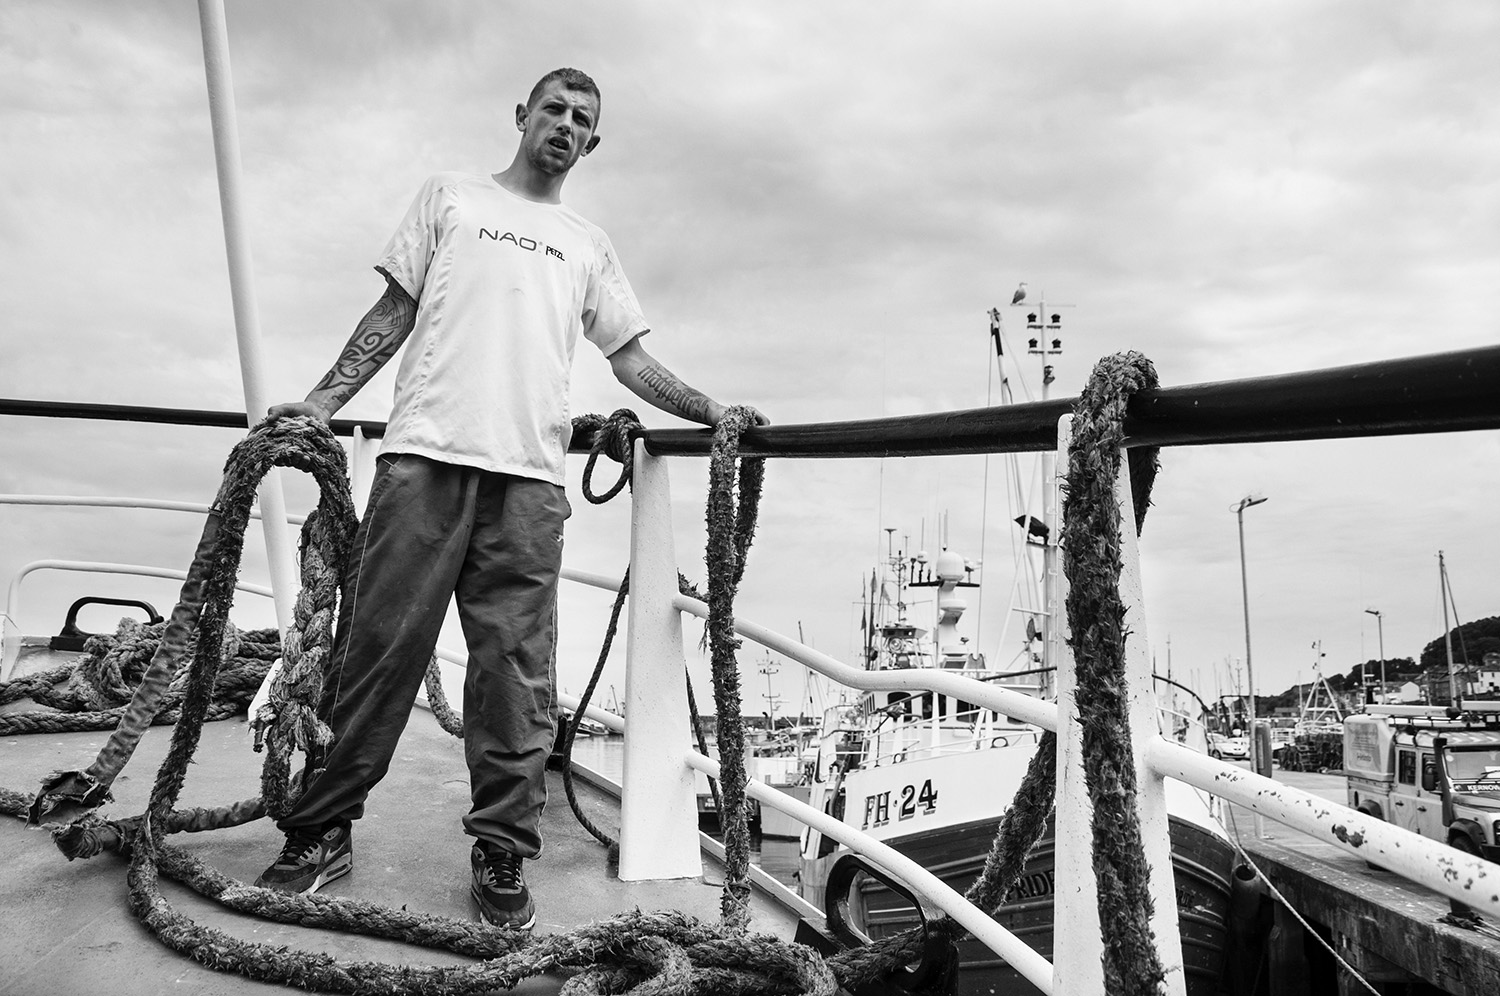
[2,1,1497,717]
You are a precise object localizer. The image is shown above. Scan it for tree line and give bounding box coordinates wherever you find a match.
[1258,615,1500,709]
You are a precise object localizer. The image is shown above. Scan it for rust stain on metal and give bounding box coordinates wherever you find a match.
[1330,824,1365,848]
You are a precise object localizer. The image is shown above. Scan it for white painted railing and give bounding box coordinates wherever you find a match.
[605,427,1500,996]
[1,559,276,681]
[0,495,297,680]
[6,428,1495,994]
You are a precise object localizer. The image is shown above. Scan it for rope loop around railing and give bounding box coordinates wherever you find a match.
[577,408,644,504]
[1059,350,1164,995]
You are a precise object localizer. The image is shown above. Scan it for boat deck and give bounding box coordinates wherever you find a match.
[1,650,809,996]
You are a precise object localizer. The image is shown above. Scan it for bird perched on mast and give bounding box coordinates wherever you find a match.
[1011,282,1027,305]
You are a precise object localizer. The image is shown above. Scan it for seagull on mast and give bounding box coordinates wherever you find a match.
[1011,282,1028,305]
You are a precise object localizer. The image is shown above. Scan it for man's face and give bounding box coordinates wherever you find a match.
[517,81,601,176]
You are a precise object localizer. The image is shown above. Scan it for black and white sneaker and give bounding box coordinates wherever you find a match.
[471,841,536,930]
[253,821,352,895]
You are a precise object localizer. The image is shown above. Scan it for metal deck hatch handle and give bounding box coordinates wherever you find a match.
[50,596,164,652]
[824,853,960,995]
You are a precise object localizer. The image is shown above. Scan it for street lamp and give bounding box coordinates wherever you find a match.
[1366,608,1385,703]
[1234,494,1268,773]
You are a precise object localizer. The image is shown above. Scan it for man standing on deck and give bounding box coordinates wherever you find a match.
[254,68,767,930]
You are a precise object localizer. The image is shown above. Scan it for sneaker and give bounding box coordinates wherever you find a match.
[253,821,353,895]
[470,842,536,929]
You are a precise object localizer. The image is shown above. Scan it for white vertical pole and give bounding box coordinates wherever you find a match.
[1051,415,1102,996]
[350,426,375,517]
[197,0,297,638]
[1117,453,1187,996]
[1053,415,1186,995]
[618,443,703,881]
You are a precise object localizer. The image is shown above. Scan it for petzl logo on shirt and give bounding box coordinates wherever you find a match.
[478,228,565,261]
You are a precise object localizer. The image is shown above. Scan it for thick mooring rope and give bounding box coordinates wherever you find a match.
[555,414,726,859]
[1059,350,1164,994]
[702,406,767,932]
[3,353,1168,994]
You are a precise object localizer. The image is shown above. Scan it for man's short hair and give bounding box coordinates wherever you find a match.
[526,68,601,114]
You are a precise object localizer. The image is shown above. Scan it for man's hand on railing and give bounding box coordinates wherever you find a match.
[267,401,334,423]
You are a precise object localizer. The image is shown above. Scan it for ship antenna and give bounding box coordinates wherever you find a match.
[1015,287,1073,695]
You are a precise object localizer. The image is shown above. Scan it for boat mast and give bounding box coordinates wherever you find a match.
[984,307,1039,671]
[1021,290,1072,696]
[759,655,782,730]
[1440,550,1461,711]
[196,0,298,637]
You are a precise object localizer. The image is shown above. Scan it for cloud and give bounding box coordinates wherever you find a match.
[3,0,1498,711]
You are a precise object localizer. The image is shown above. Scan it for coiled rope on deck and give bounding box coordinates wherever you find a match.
[0,619,280,736]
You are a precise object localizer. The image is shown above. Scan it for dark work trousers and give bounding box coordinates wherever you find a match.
[279,453,568,858]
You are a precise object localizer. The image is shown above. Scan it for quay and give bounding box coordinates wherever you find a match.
[1226,769,1500,996]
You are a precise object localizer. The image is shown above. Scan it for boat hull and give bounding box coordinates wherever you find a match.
[804,813,1236,995]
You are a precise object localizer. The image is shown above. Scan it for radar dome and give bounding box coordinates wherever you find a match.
[935,549,966,581]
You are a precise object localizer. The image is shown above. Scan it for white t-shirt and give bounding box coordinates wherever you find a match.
[374,172,648,484]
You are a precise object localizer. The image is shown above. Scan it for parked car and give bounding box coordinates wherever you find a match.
[1209,734,1249,761]
[1345,712,1500,860]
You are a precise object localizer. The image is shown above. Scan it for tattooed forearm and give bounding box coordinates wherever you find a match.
[307,283,418,413]
[637,362,717,424]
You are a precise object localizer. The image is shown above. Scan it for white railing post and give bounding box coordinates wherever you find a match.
[349,426,375,517]
[1117,449,1187,996]
[1053,416,1186,995]
[1052,415,1102,995]
[617,442,704,881]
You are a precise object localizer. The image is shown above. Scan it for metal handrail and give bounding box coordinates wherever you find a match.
[0,494,308,524]
[7,346,1500,981]
[1,559,277,680]
[648,343,1500,456]
[5,343,1497,457]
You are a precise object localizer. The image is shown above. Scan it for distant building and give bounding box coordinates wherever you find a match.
[1421,662,1490,704]
[1472,653,1500,698]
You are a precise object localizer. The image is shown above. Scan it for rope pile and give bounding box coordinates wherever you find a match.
[0,352,1172,995]
[0,619,279,736]
[0,410,839,994]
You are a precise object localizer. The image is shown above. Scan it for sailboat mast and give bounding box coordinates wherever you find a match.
[1440,550,1459,710]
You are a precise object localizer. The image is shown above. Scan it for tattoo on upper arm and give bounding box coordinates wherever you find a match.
[311,287,418,404]
[638,362,714,423]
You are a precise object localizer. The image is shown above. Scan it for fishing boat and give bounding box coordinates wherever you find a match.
[796,533,1237,995]
[794,302,1241,993]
